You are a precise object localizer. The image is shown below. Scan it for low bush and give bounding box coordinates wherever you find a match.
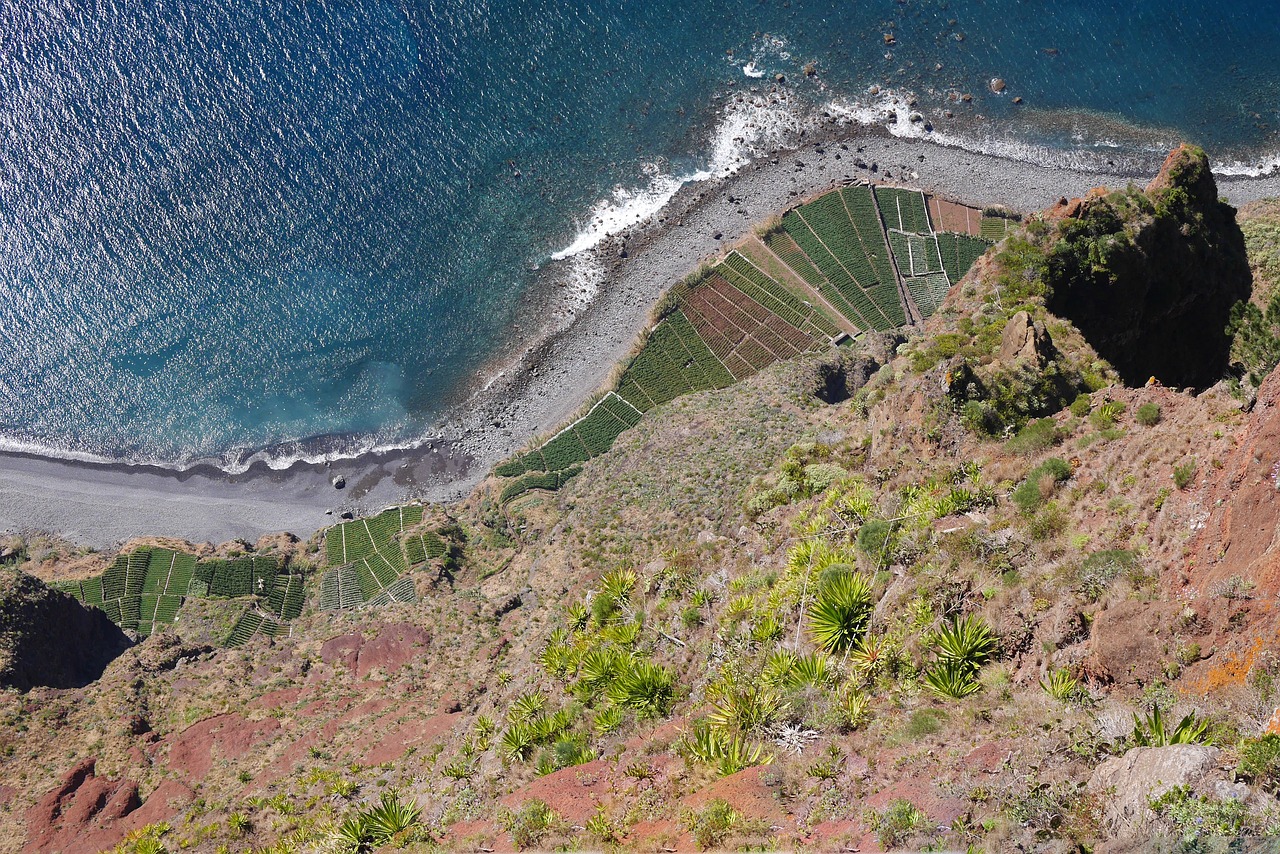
[1136,401,1162,426]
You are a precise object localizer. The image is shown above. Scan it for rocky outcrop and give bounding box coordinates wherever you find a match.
[1043,145,1251,389]
[0,568,131,690]
[24,758,193,853]
[1089,746,1221,836]
[1187,366,1280,602]
[998,309,1051,366]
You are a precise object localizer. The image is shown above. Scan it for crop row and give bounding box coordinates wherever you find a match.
[405,531,448,565]
[980,216,1013,241]
[267,573,305,620]
[367,575,417,608]
[875,186,931,234]
[682,303,751,379]
[226,611,264,647]
[616,310,731,413]
[936,233,992,284]
[500,465,582,503]
[784,206,896,330]
[319,564,364,610]
[719,253,838,339]
[888,231,945,277]
[842,187,900,293]
[325,507,416,569]
[905,273,954,319]
[764,231,876,331]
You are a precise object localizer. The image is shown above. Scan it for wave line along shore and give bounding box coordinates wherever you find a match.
[5,121,1280,548]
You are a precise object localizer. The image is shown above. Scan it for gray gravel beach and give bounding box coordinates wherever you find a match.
[4,118,1278,549]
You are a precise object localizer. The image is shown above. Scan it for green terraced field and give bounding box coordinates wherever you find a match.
[492,182,1000,502]
[937,233,992,284]
[55,546,302,641]
[320,504,443,610]
[875,186,931,234]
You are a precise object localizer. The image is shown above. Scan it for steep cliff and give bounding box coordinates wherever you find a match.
[1043,144,1251,388]
[0,568,131,690]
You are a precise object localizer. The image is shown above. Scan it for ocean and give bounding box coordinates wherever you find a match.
[0,0,1276,471]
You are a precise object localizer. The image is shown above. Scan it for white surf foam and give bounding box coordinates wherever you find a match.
[550,93,806,263]
[824,89,1167,174]
[742,61,764,78]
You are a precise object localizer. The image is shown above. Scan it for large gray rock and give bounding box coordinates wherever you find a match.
[1088,745,1221,836]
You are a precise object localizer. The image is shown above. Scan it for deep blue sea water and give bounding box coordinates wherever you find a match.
[0,0,1277,470]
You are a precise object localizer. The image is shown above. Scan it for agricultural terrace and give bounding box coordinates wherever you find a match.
[494,182,1003,503]
[54,546,304,646]
[319,505,462,611]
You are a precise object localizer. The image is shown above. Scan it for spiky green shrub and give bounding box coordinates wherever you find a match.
[508,691,547,723]
[808,573,873,654]
[500,722,536,762]
[708,685,787,734]
[785,652,832,688]
[607,659,674,719]
[931,614,997,669]
[923,659,982,699]
[1040,668,1082,701]
[592,706,625,735]
[681,724,771,778]
[364,791,424,847]
[1132,706,1213,746]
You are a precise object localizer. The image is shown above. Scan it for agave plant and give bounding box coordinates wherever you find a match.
[848,633,895,680]
[331,815,372,854]
[602,618,642,647]
[577,647,621,697]
[708,684,787,734]
[681,722,771,777]
[508,691,547,724]
[923,659,982,699]
[567,600,590,632]
[592,706,625,735]
[931,614,997,670]
[808,573,873,654]
[607,660,674,719]
[839,687,871,730]
[600,567,637,606]
[761,649,799,685]
[1040,668,1081,701]
[528,709,573,744]
[751,613,784,643]
[364,791,423,846]
[1132,706,1213,747]
[500,722,536,762]
[538,639,576,679]
[785,652,832,689]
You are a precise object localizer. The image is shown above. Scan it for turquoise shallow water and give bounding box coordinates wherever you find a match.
[0,0,1277,470]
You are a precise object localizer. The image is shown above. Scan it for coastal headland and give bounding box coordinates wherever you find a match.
[5,122,1280,548]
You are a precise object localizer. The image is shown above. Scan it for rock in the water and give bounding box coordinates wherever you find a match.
[990,77,1006,93]
[1089,745,1220,836]
[331,475,346,489]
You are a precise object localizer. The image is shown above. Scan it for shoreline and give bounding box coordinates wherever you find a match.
[6,122,1280,549]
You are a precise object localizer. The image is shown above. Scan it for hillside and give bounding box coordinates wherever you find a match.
[5,147,1280,852]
